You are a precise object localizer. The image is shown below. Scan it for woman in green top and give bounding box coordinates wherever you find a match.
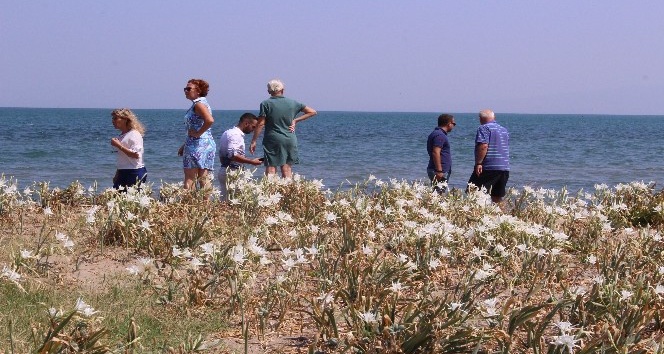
[250,79,317,178]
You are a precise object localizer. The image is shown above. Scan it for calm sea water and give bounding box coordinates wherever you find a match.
[1,107,663,193]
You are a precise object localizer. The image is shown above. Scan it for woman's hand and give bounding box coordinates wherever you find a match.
[178,145,184,156]
[111,137,122,149]
[289,120,297,132]
[249,141,257,154]
[188,129,199,138]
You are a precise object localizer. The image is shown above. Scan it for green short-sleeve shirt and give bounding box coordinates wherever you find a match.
[259,96,306,166]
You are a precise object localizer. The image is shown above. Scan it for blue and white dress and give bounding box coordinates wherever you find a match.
[183,97,216,170]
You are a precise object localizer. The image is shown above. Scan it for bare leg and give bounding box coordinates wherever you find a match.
[280,164,292,178]
[265,166,277,175]
[197,169,210,190]
[183,168,198,189]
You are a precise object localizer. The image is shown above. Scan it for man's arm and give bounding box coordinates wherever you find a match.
[249,117,266,154]
[431,146,445,180]
[474,143,488,175]
[232,154,262,166]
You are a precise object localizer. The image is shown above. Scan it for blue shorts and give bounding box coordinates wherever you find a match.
[114,167,147,189]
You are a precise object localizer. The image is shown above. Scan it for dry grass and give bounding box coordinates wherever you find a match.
[2,174,664,353]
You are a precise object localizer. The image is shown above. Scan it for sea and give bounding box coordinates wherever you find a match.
[1,107,663,194]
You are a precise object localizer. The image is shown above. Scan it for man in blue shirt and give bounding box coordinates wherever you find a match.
[427,114,456,193]
[467,109,510,203]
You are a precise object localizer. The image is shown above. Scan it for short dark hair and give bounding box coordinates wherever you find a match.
[438,114,454,127]
[238,112,257,124]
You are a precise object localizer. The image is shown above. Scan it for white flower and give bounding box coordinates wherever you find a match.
[552,232,569,242]
[571,286,587,296]
[200,242,216,256]
[619,290,633,302]
[181,248,193,258]
[265,216,279,226]
[483,297,499,309]
[306,245,319,257]
[62,239,75,249]
[48,307,62,317]
[397,254,409,263]
[449,302,464,311]
[362,245,373,256]
[325,212,338,223]
[494,244,509,257]
[232,246,247,265]
[359,311,377,323]
[106,201,115,210]
[555,321,576,334]
[515,244,528,253]
[406,261,417,271]
[137,257,153,266]
[282,258,297,271]
[471,247,486,258]
[172,246,183,258]
[43,207,53,216]
[317,291,335,307]
[282,247,294,257]
[259,256,272,266]
[536,248,548,257]
[249,243,267,257]
[428,258,441,270]
[1,266,21,282]
[550,334,580,353]
[311,179,325,189]
[55,232,67,242]
[138,195,151,207]
[592,275,605,284]
[23,187,33,195]
[586,255,597,265]
[20,249,34,259]
[75,297,98,317]
[189,257,204,268]
[655,284,664,295]
[388,281,405,293]
[140,220,151,231]
[126,265,141,275]
[439,247,451,258]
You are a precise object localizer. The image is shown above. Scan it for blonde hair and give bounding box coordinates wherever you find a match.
[111,108,146,136]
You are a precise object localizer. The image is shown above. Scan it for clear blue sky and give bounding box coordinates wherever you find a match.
[2,1,663,114]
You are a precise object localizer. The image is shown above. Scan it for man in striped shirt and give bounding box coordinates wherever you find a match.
[467,109,510,203]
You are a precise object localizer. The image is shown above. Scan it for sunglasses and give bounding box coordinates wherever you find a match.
[184,87,194,92]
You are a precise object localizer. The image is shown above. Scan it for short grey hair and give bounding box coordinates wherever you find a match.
[479,109,495,122]
[267,79,285,94]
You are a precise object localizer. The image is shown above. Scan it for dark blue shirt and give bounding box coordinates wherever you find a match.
[427,127,451,173]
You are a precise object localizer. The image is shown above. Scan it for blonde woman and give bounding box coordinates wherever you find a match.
[110,108,147,189]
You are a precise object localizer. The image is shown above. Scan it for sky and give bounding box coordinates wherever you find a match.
[1,1,663,114]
